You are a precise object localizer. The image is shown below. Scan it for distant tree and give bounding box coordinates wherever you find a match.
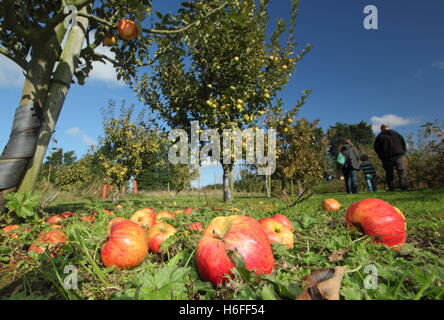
[39,149,77,184]
[406,120,444,188]
[327,121,374,157]
[137,142,199,195]
[98,100,162,194]
[54,154,96,191]
[266,103,328,198]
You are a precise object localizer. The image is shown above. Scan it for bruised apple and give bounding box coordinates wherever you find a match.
[322,198,341,211]
[185,208,192,216]
[28,229,68,257]
[196,215,274,286]
[271,214,293,230]
[2,225,21,239]
[345,198,406,250]
[130,208,156,228]
[259,218,294,249]
[189,222,204,233]
[146,222,177,253]
[47,215,64,224]
[101,220,148,269]
[156,211,175,221]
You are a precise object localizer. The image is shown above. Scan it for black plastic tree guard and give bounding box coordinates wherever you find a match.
[0,104,41,190]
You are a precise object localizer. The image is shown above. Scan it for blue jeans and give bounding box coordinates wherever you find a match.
[343,168,359,194]
[365,177,377,192]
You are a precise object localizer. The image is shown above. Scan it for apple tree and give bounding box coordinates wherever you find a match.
[97,100,163,195]
[265,97,328,200]
[135,0,311,202]
[0,0,225,210]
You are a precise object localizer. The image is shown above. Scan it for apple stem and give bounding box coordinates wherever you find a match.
[212,229,225,240]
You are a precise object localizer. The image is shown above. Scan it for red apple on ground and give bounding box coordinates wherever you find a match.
[271,214,293,230]
[2,225,21,239]
[60,211,75,219]
[345,198,407,251]
[130,208,156,228]
[28,229,68,257]
[117,19,138,41]
[101,220,148,269]
[47,215,64,224]
[146,222,177,253]
[103,209,114,216]
[185,208,192,216]
[259,218,294,249]
[196,215,274,286]
[189,222,204,233]
[108,217,126,232]
[322,198,341,211]
[156,210,175,221]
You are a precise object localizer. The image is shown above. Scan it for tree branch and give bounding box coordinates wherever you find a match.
[2,0,36,43]
[0,46,28,70]
[145,1,228,35]
[77,12,116,28]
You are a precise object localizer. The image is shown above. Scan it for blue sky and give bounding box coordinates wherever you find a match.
[0,0,443,187]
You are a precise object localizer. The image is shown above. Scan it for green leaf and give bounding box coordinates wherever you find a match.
[260,285,279,300]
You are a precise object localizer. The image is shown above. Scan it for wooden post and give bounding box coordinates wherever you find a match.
[133,180,138,194]
[101,184,107,200]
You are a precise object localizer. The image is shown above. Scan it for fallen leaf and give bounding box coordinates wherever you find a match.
[328,249,351,262]
[296,266,346,300]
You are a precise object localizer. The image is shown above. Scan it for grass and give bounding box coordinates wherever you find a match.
[0,188,443,300]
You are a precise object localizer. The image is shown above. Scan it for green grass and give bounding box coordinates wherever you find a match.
[1,188,443,300]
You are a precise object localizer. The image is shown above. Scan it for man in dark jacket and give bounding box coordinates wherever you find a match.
[374,124,409,191]
[340,141,360,194]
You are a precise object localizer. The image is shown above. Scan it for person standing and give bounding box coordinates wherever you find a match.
[360,154,377,192]
[340,140,361,194]
[374,124,409,191]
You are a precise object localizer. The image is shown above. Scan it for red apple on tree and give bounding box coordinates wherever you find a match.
[195,215,274,286]
[271,214,293,230]
[146,222,177,253]
[322,198,341,211]
[259,218,294,249]
[101,220,148,269]
[345,198,406,251]
[130,208,156,228]
[117,19,138,41]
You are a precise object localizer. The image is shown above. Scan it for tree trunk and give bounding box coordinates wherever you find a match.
[0,23,67,211]
[223,164,233,203]
[18,11,90,194]
[282,179,287,193]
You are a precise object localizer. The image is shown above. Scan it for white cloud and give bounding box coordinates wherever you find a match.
[0,54,25,87]
[432,59,444,70]
[0,32,123,88]
[88,45,125,87]
[66,127,96,146]
[370,114,417,133]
